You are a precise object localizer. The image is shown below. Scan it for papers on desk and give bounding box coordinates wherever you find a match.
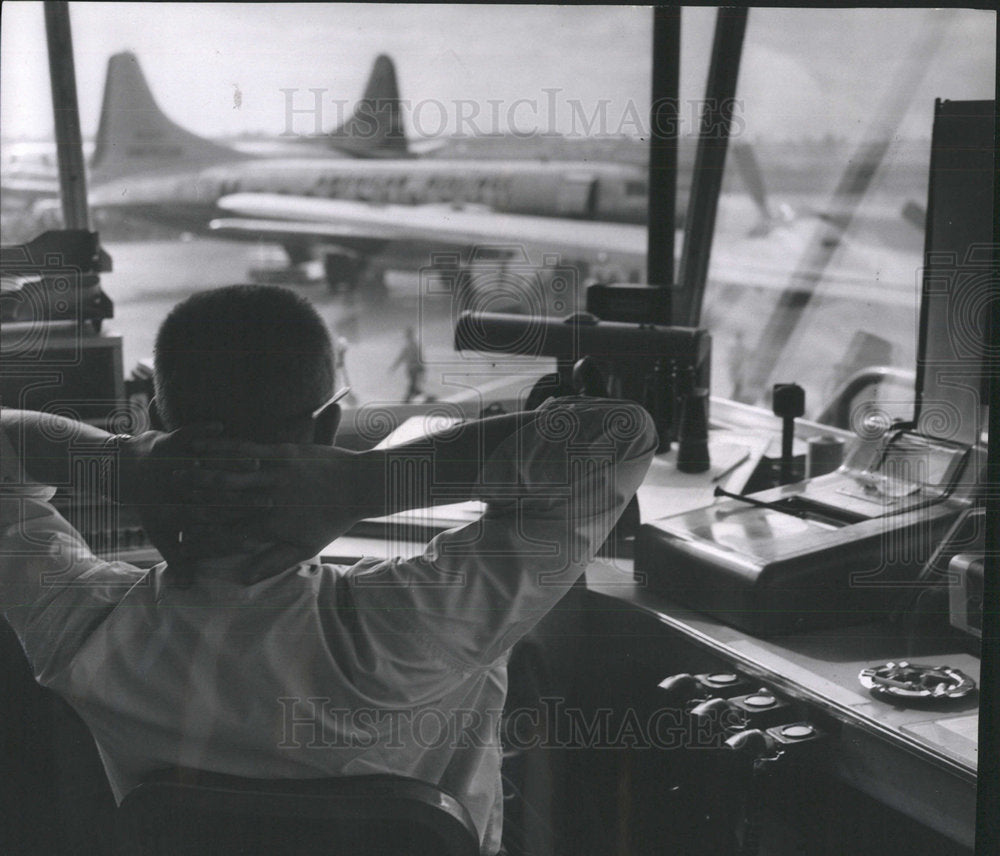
[373,415,485,529]
[374,414,465,449]
[371,416,766,530]
[365,501,486,531]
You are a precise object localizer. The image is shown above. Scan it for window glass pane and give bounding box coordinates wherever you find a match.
[1,4,654,407]
[7,7,993,416]
[1,2,58,241]
[703,8,996,422]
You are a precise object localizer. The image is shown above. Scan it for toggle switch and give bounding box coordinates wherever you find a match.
[778,724,813,740]
[724,728,772,755]
[689,697,748,740]
[696,672,753,698]
[763,722,828,765]
[728,689,793,728]
[765,721,826,748]
[657,671,754,706]
[656,674,705,707]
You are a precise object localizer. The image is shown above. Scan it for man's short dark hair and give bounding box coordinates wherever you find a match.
[154,285,334,439]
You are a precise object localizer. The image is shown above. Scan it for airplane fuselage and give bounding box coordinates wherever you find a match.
[85,157,649,231]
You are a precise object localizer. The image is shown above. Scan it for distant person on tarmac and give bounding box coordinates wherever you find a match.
[333,335,359,406]
[391,326,426,403]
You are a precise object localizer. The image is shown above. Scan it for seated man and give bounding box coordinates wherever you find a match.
[1,284,656,855]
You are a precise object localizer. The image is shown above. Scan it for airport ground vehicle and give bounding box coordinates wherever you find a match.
[1,5,995,855]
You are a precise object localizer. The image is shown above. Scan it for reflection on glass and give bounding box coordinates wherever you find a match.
[702,8,996,420]
[1,6,995,413]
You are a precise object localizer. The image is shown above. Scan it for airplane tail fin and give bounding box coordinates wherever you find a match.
[327,54,410,158]
[91,52,248,183]
[730,143,797,237]
[730,142,775,236]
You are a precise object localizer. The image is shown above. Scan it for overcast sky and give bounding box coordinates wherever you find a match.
[1,4,995,142]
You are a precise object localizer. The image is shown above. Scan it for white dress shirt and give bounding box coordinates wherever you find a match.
[1,398,656,854]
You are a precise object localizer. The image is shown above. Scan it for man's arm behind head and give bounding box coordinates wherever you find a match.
[176,397,657,599]
[341,397,658,670]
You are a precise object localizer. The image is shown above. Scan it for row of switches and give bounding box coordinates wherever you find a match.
[656,671,825,753]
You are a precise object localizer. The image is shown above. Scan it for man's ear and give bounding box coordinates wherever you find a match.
[148,397,166,432]
[312,403,341,446]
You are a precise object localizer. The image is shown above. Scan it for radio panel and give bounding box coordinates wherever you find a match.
[635,430,981,635]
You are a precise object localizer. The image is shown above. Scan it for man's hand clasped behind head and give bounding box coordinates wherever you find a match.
[170,438,372,580]
[95,422,270,584]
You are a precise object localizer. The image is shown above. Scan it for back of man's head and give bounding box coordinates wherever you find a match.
[154,285,334,443]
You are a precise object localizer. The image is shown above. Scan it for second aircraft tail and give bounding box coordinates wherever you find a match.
[326,54,410,159]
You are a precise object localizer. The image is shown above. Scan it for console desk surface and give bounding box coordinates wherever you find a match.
[346,430,981,849]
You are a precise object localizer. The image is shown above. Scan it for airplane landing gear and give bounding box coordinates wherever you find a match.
[358,264,389,304]
[323,251,389,302]
[323,251,361,294]
[282,242,312,267]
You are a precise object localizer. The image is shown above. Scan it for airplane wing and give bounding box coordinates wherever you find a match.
[211,192,914,307]
[1,176,60,200]
[212,193,647,260]
[207,216,393,257]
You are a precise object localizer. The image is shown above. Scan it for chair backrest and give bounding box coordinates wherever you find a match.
[115,768,481,856]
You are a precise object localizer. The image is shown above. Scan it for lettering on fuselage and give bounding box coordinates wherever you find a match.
[294,170,515,209]
[133,162,646,226]
[283,168,636,220]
